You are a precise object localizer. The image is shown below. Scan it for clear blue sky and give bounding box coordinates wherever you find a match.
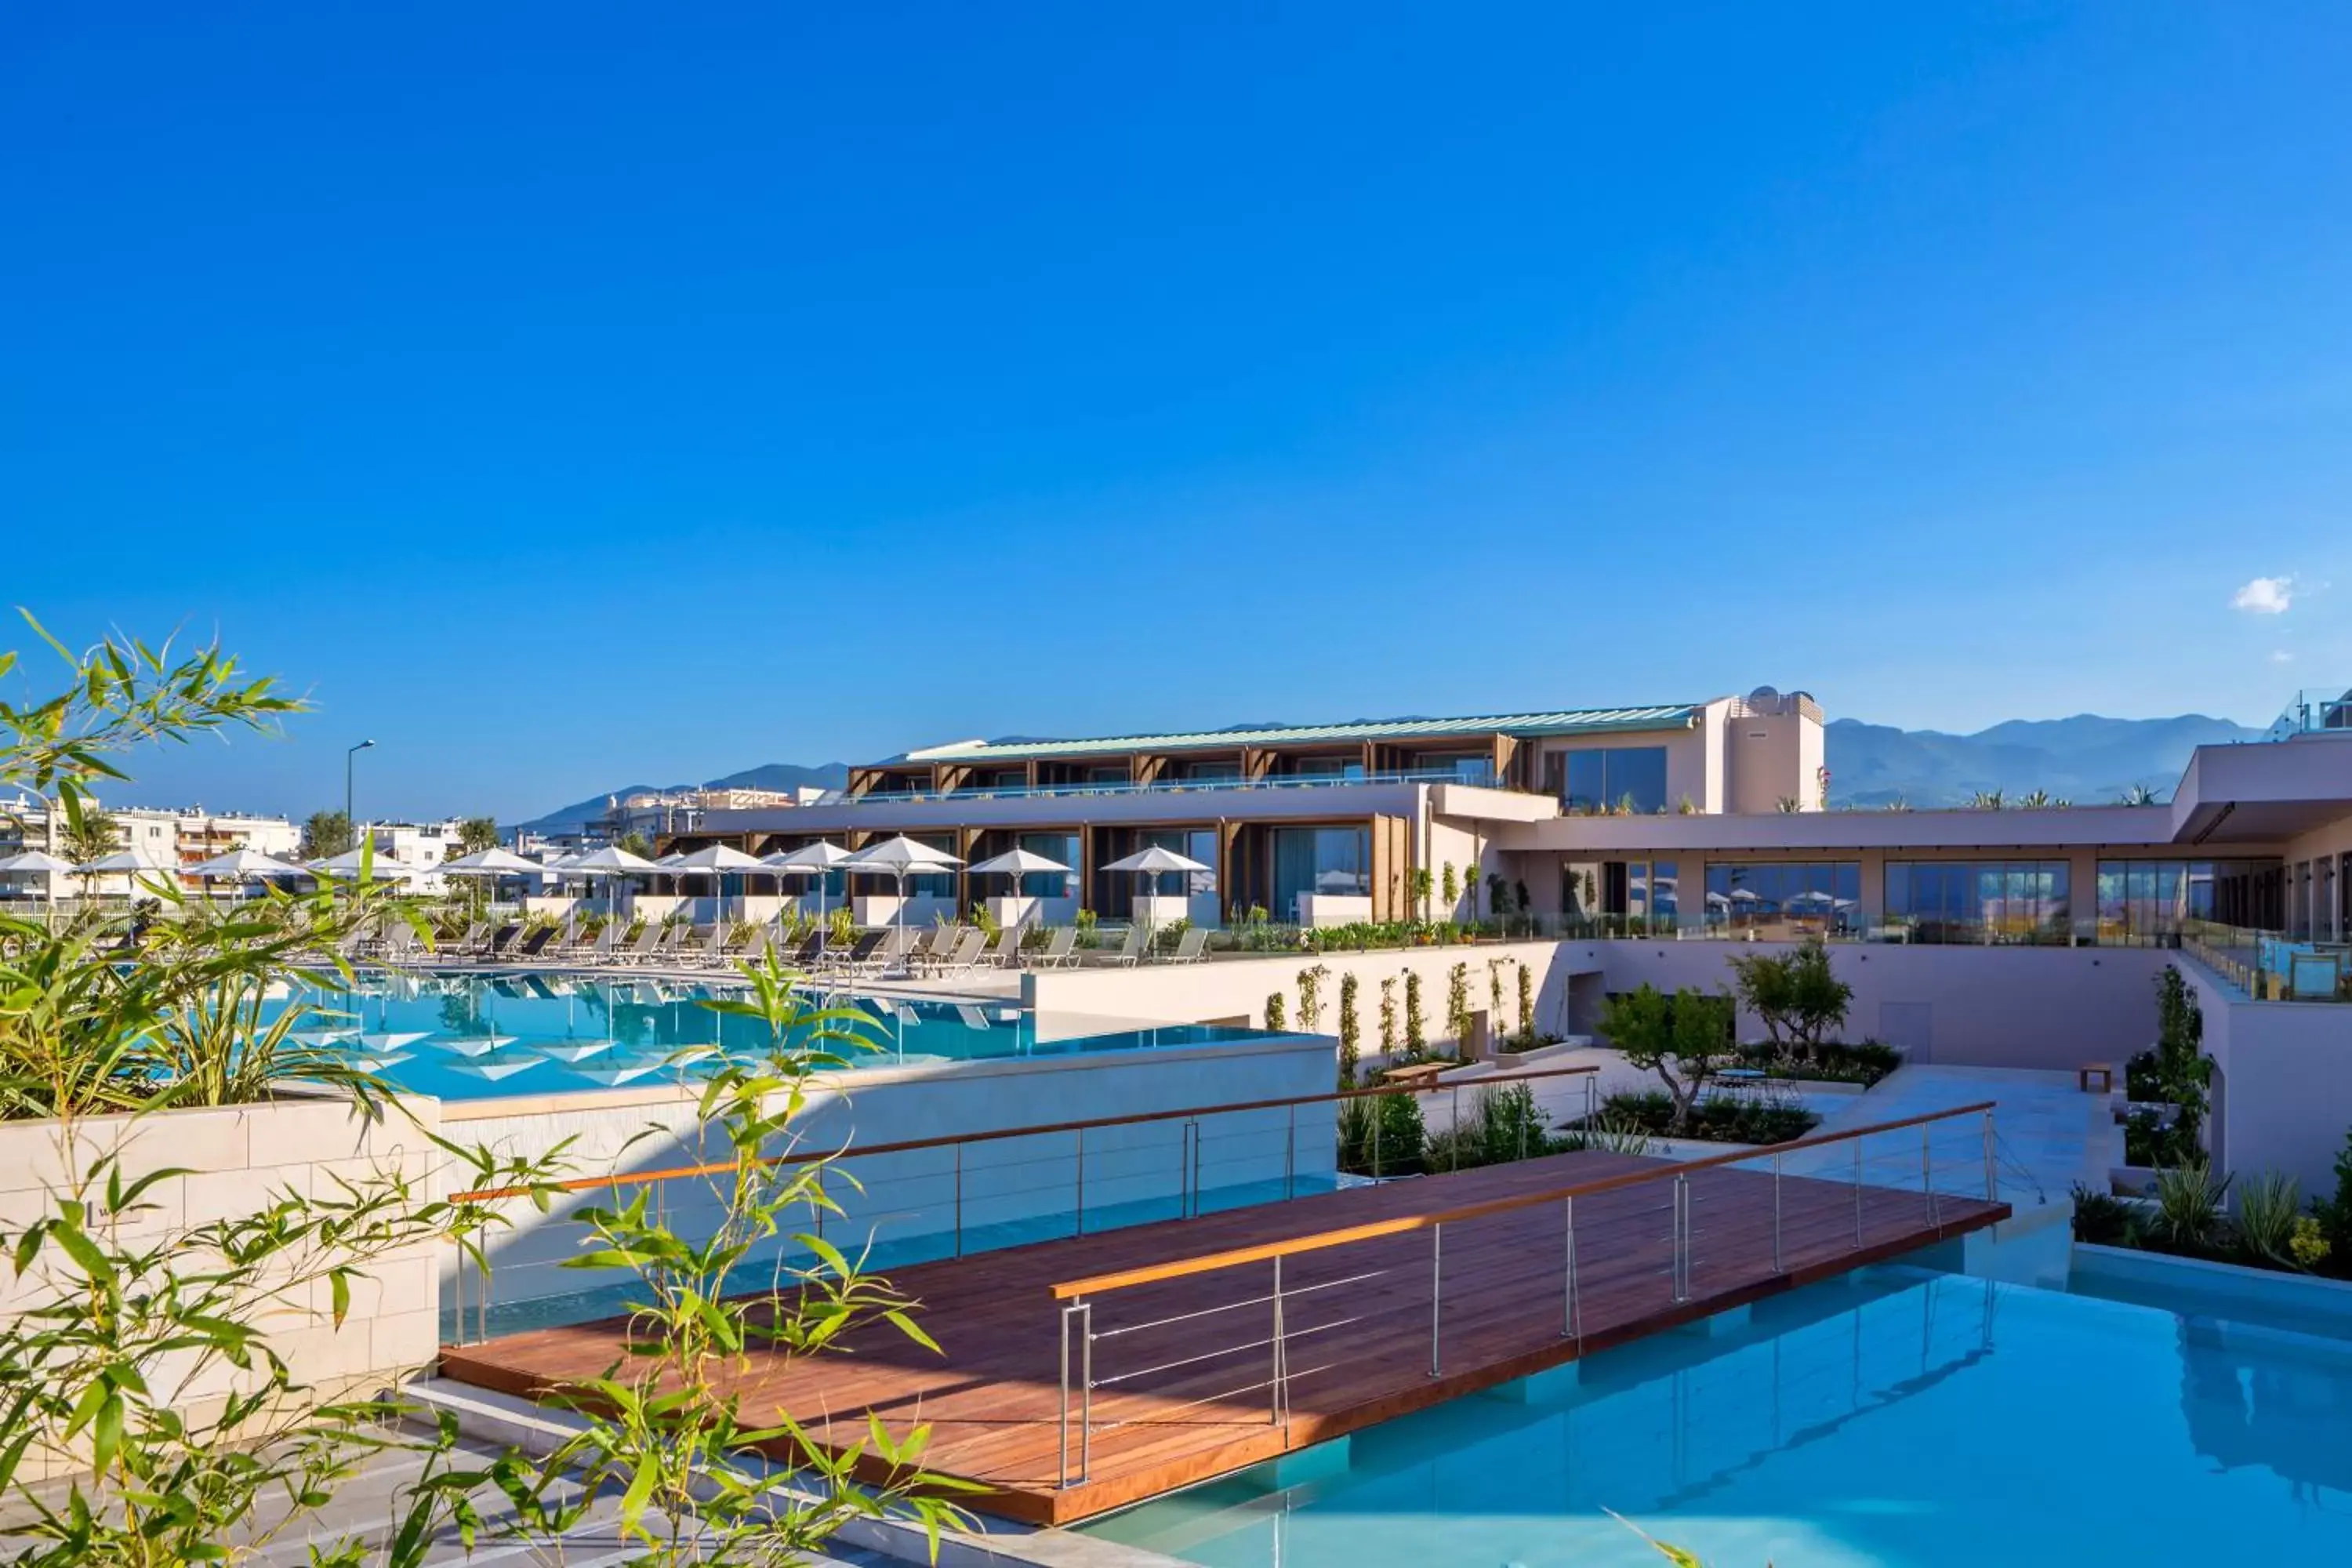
[5,3,2348,822]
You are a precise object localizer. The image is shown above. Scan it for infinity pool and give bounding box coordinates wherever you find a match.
[279,970,1258,1101]
[1082,1267,2352,1566]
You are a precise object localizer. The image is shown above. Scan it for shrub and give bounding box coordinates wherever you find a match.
[2234,1171,2303,1267]
[1403,971,1427,1057]
[1370,1087,1426,1175]
[1337,973,1361,1087]
[1516,964,1537,1050]
[2316,1128,2352,1269]
[2149,1159,2228,1250]
[2070,1184,2142,1247]
[1378,977,1399,1057]
[1298,964,1330,1033]
[1265,992,1287,1032]
[1558,1113,1655,1156]
[2291,1217,2332,1271]
[1592,1090,1817,1145]
[1444,962,1472,1054]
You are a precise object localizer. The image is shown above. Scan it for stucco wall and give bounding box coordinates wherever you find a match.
[1025,938,1584,1051]
[2183,956,2352,1193]
[1563,939,2173,1070]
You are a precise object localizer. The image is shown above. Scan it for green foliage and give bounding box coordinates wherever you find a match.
[1726,940,1852,1057]
[1403,971,1426,1057]
[1596,1090,1817,1145]
[615,830,655,859]
[2151,964,2212,1152]
[1515,963,1537,1050]
[1733,1037,1900,1086]
[1265,992,1287,1032]
[2069,1184,2143,1247]
[1378,977,1398,1057]
[455,816,502,855]
[502,953,975,1563]
[1410,866,1433,922]
[1440,862,1458,915]
[1336,972,1360,1086]
[56,806,119,873]
[1443,961,1471,1054]
[1596,984,1735,1134]
[301,808,354,858]
[1423,1083,1552,1171]
[829,904,856,948]
[2315,1129,2352,1267]
[1556,1113,1656,1156]
[2234,1171,2302,1267]
[2149,1158,2228,1250]
[1375,1087,1425,1175]
[968,902,1002,941]
[2290,1216,2332,1270]
[1297,964,1330,1034]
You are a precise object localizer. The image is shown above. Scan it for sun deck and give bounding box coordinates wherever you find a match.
[439,1134,2008,1526]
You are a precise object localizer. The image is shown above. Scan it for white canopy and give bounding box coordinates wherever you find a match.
[845,836,963,872]
[441,848,544,876]
[309,847,425,880]
[0,850,76,875]
[1101,846,1210,875]
[762,841,857,870]
[967,848,1073,877]
[76,849,172,874]
[666,844,764,873]
[189,848,310,879]
[560,845,662,876]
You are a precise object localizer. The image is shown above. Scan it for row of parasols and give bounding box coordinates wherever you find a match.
[0,836,1214,930]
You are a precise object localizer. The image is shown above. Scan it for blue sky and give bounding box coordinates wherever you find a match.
[5,3,2348,822]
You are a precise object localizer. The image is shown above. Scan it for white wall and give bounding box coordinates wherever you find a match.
[2186,957,2352,1195]
[1026,938,1579,1054]
[1561,939,2173,1069]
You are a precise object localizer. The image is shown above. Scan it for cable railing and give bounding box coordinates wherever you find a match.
[441,1062,1603,1344]
[1043,1100,1998,1489]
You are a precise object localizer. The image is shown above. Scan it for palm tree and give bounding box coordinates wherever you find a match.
[2017,788,2054,808]
[1967,788,2005,810]
[2121,782,2161,807]
[456,816,502,855]
[58,807,121,899]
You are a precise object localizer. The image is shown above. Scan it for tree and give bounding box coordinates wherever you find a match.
[301,808,353,858]
[456,815,502,855]
[1598,983,1733,1134]
[1403,970,1427,1057]
[1441,862,1459,919]
[1727,939,1851,1060]
[1337,973,1362,1087]
[616,829,655,858]
[1410,866,1433,924]
[58,802,119,895]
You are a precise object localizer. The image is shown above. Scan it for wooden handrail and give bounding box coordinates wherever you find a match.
[447,1061,1602,1203]
[1046,1099,1998,1299]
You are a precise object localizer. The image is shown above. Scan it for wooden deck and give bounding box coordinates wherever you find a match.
[439,1149,2007,1526]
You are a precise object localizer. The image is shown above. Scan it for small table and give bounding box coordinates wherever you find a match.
[2078,1062,2114,1094]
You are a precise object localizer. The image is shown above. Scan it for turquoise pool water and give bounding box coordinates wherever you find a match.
[1083,1267,2352,1566]
[278,970,1261,1100]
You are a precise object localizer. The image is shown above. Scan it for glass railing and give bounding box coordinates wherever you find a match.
[2265,688,2352,742]
[834,767,1515,808]
[2181,918,2352,1001]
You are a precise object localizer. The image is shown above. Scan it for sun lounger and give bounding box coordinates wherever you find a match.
[830,929,887,976]
[1106,924,1146,968]
[1027,926,1078,969]
[980,925,1025,968]
[511,926,557,962]
[1156,927,1208,964]
[939,927,988,976]
[619,924,661,964]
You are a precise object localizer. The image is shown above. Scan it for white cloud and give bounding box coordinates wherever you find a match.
[2271,649,2296,664]
[2232,575,2295,615]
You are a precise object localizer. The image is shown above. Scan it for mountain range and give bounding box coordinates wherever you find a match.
[514,714,2267,829]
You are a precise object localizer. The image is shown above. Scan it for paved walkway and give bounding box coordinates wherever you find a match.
[1810,1064,2111,1209]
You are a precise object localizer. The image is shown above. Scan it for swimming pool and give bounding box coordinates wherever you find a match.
[278,970,1263,1101]
[1082,1266,2352,1565]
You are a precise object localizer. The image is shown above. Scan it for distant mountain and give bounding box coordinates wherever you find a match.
[515,761,850,835]
[1824,714,2264,808]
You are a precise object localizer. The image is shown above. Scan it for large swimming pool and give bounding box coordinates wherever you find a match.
[279,969,1257,1101]
[1082,1265,2352,1565]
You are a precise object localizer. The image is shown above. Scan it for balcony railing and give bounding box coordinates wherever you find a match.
[2266,688,2352,742]
[2182,918,2351,1002]
[833,767,1512,808]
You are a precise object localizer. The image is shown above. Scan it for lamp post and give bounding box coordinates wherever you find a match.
[346,740,376,855]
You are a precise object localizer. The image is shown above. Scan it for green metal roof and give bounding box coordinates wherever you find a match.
[899,705,1702,764]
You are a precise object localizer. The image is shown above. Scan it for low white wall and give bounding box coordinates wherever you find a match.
[0,1095,444,1436]
[1025,939,1578,1054]
[1571,940,2173,1071]
[445,1034,1338,1311]
[2186,957,2352,1195]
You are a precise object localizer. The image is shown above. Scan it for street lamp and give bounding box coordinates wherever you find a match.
[346,740,376,854]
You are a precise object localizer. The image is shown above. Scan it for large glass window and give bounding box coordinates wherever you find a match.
[2093,858,2281,941]
[1886,861,2071,944]
[1018,832,1079,898]
[1626,858,1681,930]
[1704,862,1863,937]
[1558,746,1669,814]
[1272,826,1370,917]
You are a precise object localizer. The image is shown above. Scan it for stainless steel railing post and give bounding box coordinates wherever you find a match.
[1981,1110,1998,1202]
[1058,1301,1073,1487]
[1428,1222,1444,1377]
[1080,1300,1093,1483]
[1922,1123,1940,1227]
[1853,1135,1864,1246]
[1671,1173,1691,1302]
[953,1142,964,1259]
[1270,1255,1285,1426]
[1286,1103,1297,1200]
[1563,1195,1580,1341]
[1076,1126,1086,1236]
[1771,1151,1784,1275]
